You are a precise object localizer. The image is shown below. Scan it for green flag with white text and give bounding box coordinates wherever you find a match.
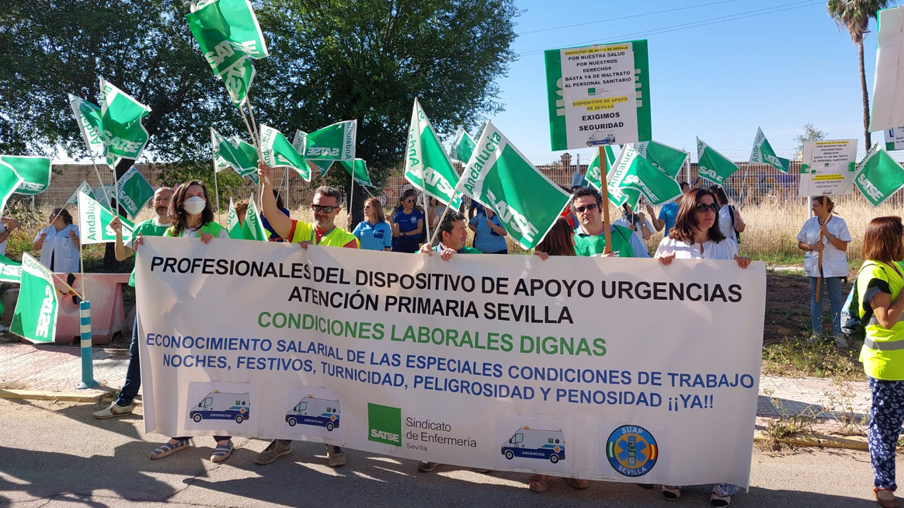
[67,181,93,206]
[0,254,21,284]
[459,121,570,249]
[608,144,682,209]
[99,78,151,169]
[116,166,155,218]
[341,159,372,187]
[68,94,104,154]
[749,127,790,173]
[186,0,269,108]
[242,195,268,241]
[855,144,904,207]
[2,156,52,195]
[292,121,356,167]
[0,160,24,213]
[11,254,58,343]
[697,137,739,185]
[405,99,463,209]
[227,197,244,239]
[452,127,477,163]
[261,125,309,181]
[585,146,619,191]
[78,190,135,244]
[635,140,688,178]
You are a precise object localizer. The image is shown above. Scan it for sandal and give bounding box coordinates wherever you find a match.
[150,439,191,460]
[875,487,901,508]
[566,478,589,489]
[528,474,550,493]
[662,485,681,501]
[710,492,732,507]
[211,440,234,463]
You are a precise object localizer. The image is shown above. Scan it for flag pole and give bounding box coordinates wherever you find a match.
[599,146,613,254]
[213,164,222,224]
[422,190,431,247]
[348,175,355,231]
[88,157,112,209]
[427,201,453,247]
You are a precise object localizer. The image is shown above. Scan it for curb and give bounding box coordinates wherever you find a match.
[0,389,110,403]
[753,430,874,451]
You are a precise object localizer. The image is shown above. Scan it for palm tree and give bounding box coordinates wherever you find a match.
[827,0,893,148]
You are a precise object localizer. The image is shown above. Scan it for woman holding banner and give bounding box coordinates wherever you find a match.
[796,196,851,347]
[391,189,424,253]
[33,208,80,273]
[654,188,749,507]
[353,198,392,251]
[146,180,232,463]
[857,217,904,508]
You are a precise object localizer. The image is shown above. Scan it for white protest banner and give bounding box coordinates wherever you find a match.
[870,6,904,132]
[886,127,904,151]
[136,238,765,487]
[545,40,651,150]
[798,139,859,197]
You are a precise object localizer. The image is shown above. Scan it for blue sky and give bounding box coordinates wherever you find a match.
[488,0,888,162]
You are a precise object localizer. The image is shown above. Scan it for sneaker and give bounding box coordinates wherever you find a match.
[93,401,135,419]
[834,333,849,348]
[326,445,346,467]
[710,493,731,507]
[254,439,292,465]
[528,474,550,493]
[806,334,821,345]
[417,461,439,472]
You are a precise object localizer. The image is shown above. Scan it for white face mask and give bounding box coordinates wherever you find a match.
[183,196,206,215]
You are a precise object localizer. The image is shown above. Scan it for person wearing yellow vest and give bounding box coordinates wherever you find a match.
[858,217,904,508]
[145,181,233,463]
[255,162,356,469]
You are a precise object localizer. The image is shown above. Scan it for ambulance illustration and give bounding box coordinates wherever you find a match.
[285,395,340,431]
[501,426,565,463]
[189,391,250,424]
[586,133,616,146]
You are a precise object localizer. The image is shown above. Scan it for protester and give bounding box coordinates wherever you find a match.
[427,196,447,228]
[256,161,356,467]
[33,208,80,272]
[233,199,249,227]
[0,217,20,256]
[613,202,654,247]
[149,181,233,462]
[654,187,749,506]
[856,217,904,508]
[391,189,425,253]
[649,181,690,235]
[468,207,508,254]
[796,196,851,346]
[570,187,647,258]
[261,189,290,241]
[710,185,745,245]
[353,197,392,251]
[93,187,173,420]
[529,217,589,493]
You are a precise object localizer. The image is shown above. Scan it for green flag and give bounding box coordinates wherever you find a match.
[0,160,23,214]
[452,127,477,163]
[116,166,155,218]
[585,146,619,191]
[293,120,356,163]
[186,0,268,108]
[68,94,104,154]
[341,158,372,187]
[99,78,151,169]
[855,144,904,207]
[2,156,52,195]
[459,120,570,249]
[309,159,333,177]
[227,197,244,239]
[261,125,308,180]
[0,254,21,284]
[635,140,688,178]
[212,128,259,182]
[608,144,682,209]
[241,195,268,241]
[11,254,58,343]
[78,190,135,245]
[67,181,93,205]
[749,127,790,173]
[405,99,463,209]
[697,137,739,185]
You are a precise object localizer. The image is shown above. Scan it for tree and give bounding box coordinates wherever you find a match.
[827,0,893,148]
[253,0,519,226]
[794,123,828,159]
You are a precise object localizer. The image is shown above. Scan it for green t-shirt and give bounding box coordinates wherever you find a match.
[432,244,482,254]
[128,219,172,287]
[573,225,636,257]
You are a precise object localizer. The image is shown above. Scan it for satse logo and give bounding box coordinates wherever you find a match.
[367,403,402,447]
[35,285,54,338]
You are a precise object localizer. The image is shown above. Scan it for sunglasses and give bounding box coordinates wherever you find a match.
[695,203,719,213]
[404,199,416,204]
[312,205,336,213]
[575,203,599,213]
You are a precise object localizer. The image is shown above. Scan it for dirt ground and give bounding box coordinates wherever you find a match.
[764,268,857,345]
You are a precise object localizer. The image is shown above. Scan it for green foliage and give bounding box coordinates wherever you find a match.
[827,0,893,44]
[761,338,863,380]
[155,161,257,210]
[793,123,828,157]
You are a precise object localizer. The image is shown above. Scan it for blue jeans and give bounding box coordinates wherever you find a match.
[809,276,843,335]
[115,319,140,407]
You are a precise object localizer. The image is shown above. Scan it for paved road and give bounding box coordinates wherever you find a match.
[0,398,886,507]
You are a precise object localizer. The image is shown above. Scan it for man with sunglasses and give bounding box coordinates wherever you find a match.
[571,187,648,258]
[255,162,357,468]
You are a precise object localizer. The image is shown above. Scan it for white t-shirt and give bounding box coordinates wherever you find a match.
[717,205,740,242]
[796,215,851,278]
[34,224,80,273]
[654,235,739,261]
[613,216,654,245]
